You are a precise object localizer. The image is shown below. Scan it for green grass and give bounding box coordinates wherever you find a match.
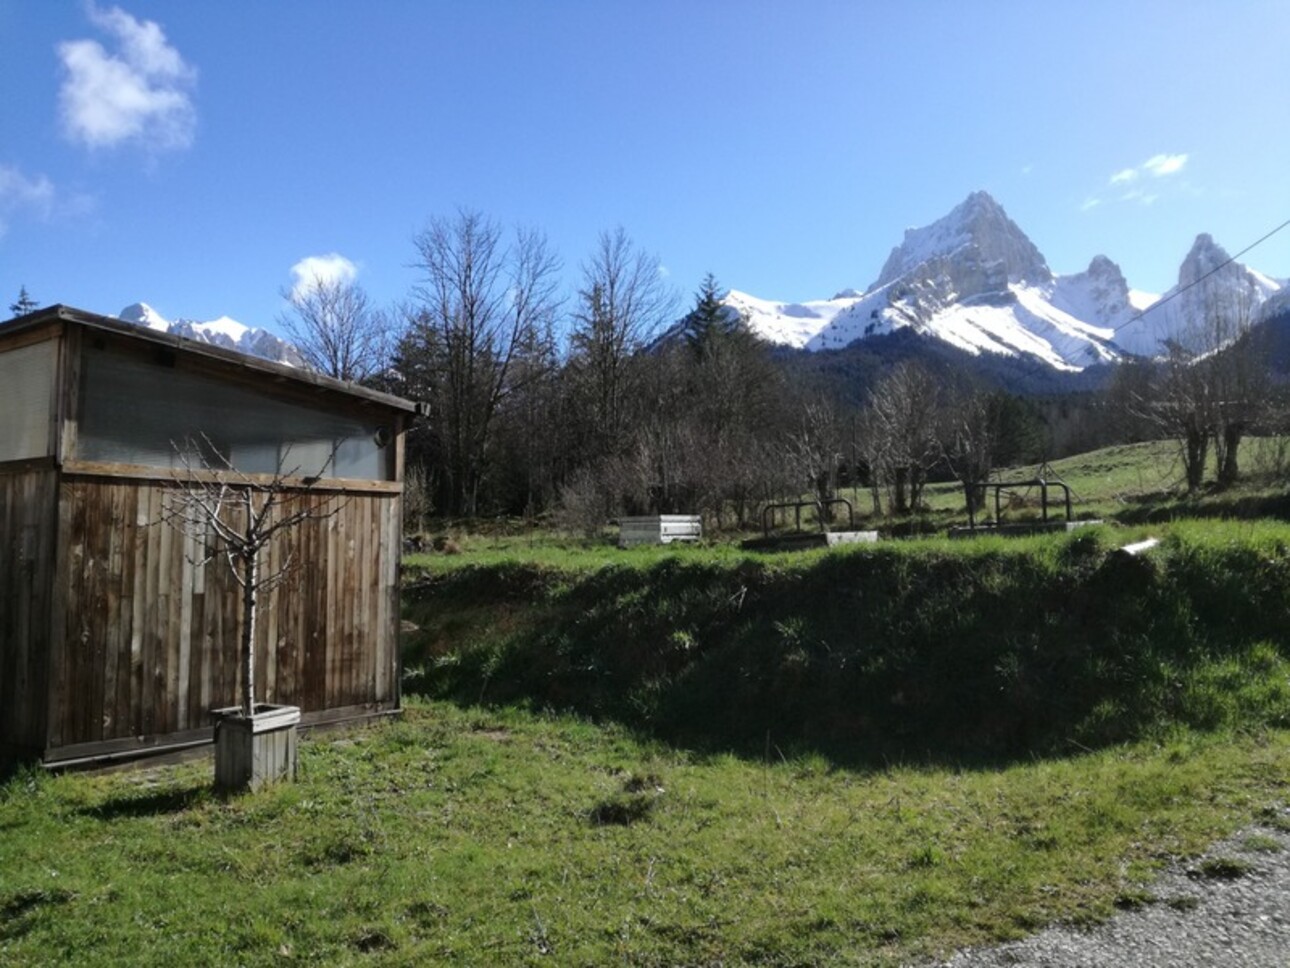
[2,702,1289,966]
[402,438,1290,576]
[7,439,1285,963]
[404,523,1290,762]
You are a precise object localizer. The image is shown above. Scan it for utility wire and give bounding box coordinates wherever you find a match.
[1111,216,1290,338]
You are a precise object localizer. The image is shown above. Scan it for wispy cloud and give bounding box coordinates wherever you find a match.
[1084,152,1189,214]
[289,253,359,300]
[0,164,94,239]
[57,4,197,152]
[1107,153,1188,187]
[1120,188,1159,206]
[1142,153,1188,177]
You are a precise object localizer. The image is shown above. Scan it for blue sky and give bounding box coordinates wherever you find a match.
[3,1,1289,335]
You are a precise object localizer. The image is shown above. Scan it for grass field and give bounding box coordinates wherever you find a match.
[403,438,1290,573]
[4,438,1289,965]
[3,702,1289,966]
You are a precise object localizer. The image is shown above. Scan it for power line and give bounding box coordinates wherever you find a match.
[1111,215,1290,338]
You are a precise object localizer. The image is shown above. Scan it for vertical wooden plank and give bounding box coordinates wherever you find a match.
[224,500,242,709]
[372,494,386,704]
[272,500,294,709]
[0,475,19,744]
[56,326,82,464]
[84,481,108,744]
[176,511,194,729]
[140,483,163,737]
[129,484,150,736]
[46,478,76,751]
[340,500,356,706]
[7,470,53,752]
[192,506,211,721]
[262,499,280,704]
[375,494,393,704]
[309,503,325,713]
[392,416,405,483]
[99,483,123,738]
[161,482,182,734]
[389,491,399,702]
[324,505,339,710]
[357,495,373,706]
[114,483,139,739]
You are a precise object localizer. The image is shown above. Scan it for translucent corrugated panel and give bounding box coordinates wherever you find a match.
[77,344,393,481]
[0,339,56,462]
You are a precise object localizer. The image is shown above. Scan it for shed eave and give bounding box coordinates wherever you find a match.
[0,304,419,415]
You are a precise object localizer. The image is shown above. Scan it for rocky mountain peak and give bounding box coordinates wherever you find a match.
[725,195,1282,372]
[1178,233,1233,287]
[117,301,170,331]
[115,303,302,367]
[871,190,1052,292]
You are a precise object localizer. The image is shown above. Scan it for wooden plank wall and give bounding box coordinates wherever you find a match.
[46,477,401,757]
[0,467,57,754]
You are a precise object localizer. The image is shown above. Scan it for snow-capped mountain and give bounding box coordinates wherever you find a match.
[116,303,303,366]
[1112,234,1283,357]
[727,191,1284,371]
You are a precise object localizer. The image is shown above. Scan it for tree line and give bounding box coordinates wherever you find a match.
[268,211,1290,527]
[272,211,1056,529]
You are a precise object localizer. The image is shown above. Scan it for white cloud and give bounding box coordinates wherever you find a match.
[57,4,197,151]
[1143,153,1188,177]
[0,165,94,238]
[1087,152,1189,212]
[0,166,55,215]
[289,253,359,300]
[1121,189,1159,205]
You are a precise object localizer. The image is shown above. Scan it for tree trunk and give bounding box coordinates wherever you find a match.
[868,481,883,518]
[241,553,258,718]
[1184,427,1209,494]
[893,467,909,515]
[1218,423,1243,488]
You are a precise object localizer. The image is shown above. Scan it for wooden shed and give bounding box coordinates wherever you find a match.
[0,305,419,767]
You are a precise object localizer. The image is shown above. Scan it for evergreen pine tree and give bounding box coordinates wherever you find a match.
[682,272,738,354]
[9,285,38,318]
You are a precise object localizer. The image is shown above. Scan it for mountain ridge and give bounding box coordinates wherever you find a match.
[116,302,303,366]
[726,192,1285,371]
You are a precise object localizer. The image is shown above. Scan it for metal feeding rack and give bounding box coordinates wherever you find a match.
[952,464,1100,539]
[740,497,879,552]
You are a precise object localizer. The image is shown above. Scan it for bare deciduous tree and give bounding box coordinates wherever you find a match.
[1114,280,1269,493]
[405,211,562,516]
[942,387,1000,514]
[568,227,677,464]
[784,398,844,517]
[278,275,391,382]
[163,437,342,718]
[867,362,943,514]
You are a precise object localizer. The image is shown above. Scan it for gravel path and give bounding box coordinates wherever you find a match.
[937,808,1290,967]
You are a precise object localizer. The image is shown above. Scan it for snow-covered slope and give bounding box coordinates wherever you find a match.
[1112,234,1283,357]
[722,290,865,350]
[728,192,1283,371]
[116,303,302,366]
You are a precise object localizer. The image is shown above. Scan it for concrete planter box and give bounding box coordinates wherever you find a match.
[211,703,300,793]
